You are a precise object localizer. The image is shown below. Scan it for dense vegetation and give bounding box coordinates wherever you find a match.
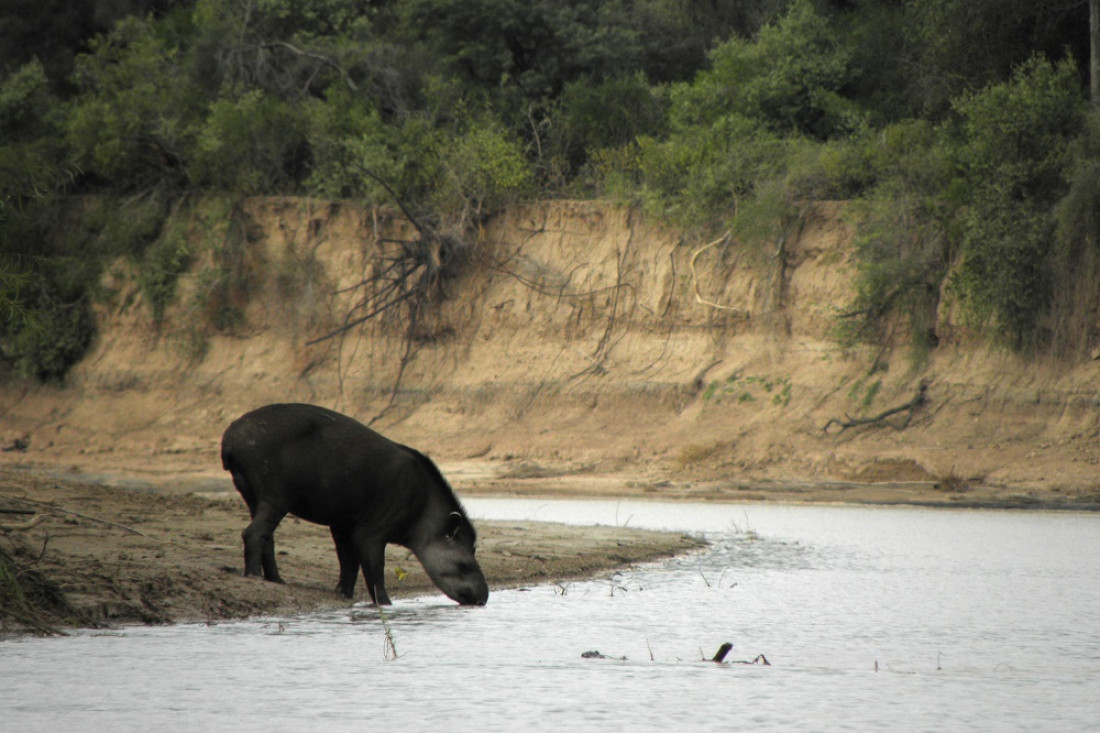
[1,0,1096,379]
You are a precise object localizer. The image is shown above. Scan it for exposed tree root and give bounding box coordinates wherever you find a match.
[0,543,83,636]
[823,381,929,434]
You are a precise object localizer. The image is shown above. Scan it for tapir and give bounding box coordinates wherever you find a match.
[220,403,489,606]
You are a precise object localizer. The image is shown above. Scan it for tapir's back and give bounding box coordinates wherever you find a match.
[221,403,430,529]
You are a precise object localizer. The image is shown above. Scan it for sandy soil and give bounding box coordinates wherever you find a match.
[0,467,704,635]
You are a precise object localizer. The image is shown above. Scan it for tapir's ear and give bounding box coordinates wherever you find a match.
[445,511,464,541]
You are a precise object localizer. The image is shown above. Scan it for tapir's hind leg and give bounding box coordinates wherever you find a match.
[330,526,360,598]
[241,501,287,583]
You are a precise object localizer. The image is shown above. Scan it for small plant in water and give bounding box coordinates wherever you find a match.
[377,605,399,661]
[697,565,736,589]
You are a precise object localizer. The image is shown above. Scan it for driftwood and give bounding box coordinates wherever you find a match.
[710,642,771,666]
[823,381,929,434]
[581,650,626,660]
[581,643,769,665]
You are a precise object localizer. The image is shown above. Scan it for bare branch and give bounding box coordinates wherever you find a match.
[353,166,427,238]
[307,284,421,345]
[259,41,359,91]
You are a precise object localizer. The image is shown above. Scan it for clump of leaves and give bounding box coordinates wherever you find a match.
[138,220,191,326]
[703,372,792,407]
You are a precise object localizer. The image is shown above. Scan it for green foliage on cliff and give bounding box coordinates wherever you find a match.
[0,0,1097,378]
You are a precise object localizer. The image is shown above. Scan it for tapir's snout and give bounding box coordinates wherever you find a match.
[443,563,489,606]
[418,543,490,606]
[456,577,490,606]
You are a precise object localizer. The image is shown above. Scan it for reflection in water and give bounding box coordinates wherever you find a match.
[4,501,1099,731]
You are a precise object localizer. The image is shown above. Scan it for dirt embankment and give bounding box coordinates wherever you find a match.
[2,196,1100,631]
[3,197,1099,505]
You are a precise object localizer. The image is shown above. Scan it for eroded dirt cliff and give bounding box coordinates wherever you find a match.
[3,197,1099,507]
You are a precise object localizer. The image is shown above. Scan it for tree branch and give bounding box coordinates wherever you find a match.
[260,41,359,91]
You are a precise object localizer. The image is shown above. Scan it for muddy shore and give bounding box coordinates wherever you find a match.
[0,468,704,635]
[5,456,1098,637]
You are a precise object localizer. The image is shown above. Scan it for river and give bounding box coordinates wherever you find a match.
[4,499,1099,731]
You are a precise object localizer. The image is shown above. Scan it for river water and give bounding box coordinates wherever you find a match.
[4,499,1099,731]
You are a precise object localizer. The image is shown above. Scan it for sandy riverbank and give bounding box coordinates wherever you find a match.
[0,468,704,635]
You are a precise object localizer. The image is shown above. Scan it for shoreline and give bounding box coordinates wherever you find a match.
[3,458,1097,637]
[0,468,705,636]
[12,457,1100,513]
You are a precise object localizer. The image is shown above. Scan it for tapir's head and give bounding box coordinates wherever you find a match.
[417,511,489,606]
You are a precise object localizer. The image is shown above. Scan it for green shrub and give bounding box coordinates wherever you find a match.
[0,266,28,330]
[638,113,786,228]
[2,291,94,381]
[191,91,310,194]
[583,144,643,200]
[65,17,199,189]
[0,190,173,380]
[434,117,532,220]
[304,88,383,199]
[675,0,863,141]
[557,73,665,174]
[138,218,191,325]
[950,55,1084,350]
[1051,109,1100,358]
[185,198,257,334]
[837,123,956,356]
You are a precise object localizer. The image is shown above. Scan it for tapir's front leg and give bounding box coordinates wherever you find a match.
[330,526,360,599]
[353,534,392,605]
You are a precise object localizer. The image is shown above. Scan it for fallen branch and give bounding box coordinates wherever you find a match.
[0,514,48,534]
[823,381,929,434]
[0,494,209,552]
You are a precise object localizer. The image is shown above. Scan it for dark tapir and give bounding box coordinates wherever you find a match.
[220,403,489,606]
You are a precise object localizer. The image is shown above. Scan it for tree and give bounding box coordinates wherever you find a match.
[65,16,199,190]
[902,0,1089,118]
[673,0,862,140]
